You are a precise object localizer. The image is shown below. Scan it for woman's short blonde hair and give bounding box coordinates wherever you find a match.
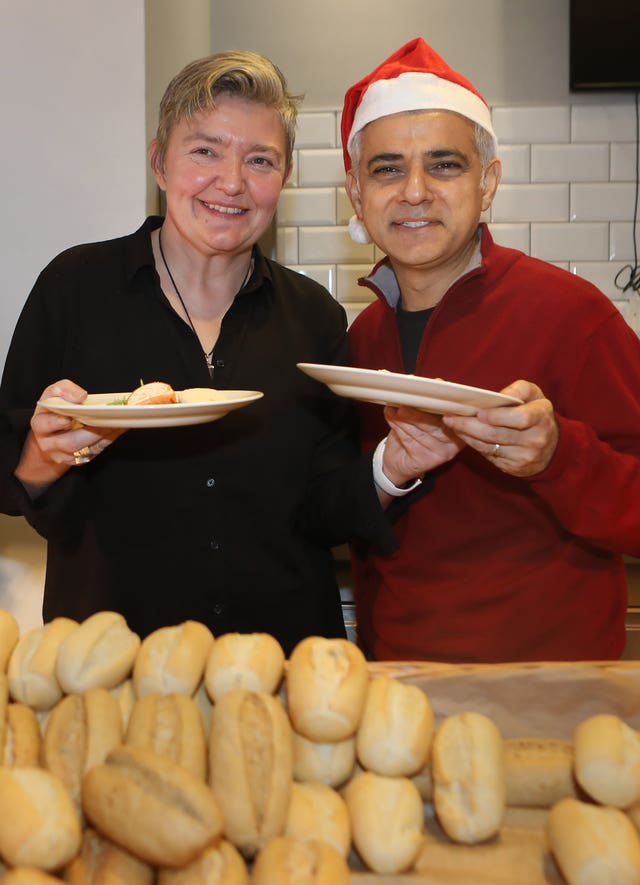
[151,49,301,173]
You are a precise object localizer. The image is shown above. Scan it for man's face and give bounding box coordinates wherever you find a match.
[152,95,290,258]
[346,110,500,285]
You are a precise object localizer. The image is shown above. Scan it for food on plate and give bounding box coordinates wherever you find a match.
[356,673,434,777]
[432,711,506,844]
[125,381,177,405]
[547,797,640,885]
[209,689,293,858]
[344,770,424,874]
[177,387,228,403]
[286,636,369,742]
[82,745,223,868]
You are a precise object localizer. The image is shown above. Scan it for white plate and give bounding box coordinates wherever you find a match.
[297,363,522,416]
[38,390,264,428]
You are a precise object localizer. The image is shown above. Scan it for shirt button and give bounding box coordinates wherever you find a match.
[206,478,215,488]
[209,540,220,551]
[213,603,224,615]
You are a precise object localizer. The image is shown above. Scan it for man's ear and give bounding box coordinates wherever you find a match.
[345,169,363,216]
[481,158,501,212]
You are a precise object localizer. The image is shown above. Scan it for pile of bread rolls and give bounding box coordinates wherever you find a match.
[0,608,639,884]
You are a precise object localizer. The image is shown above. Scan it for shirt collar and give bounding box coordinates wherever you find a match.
[123,216,272,297]
[363,224,484,309]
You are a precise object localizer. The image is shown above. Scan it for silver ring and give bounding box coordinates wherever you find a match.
[490,443,501,457]
[72,446,92,466]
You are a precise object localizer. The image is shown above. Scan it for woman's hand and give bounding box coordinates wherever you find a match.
[382,405,465,486]
[442,380,559,477]
[15,379,125,496]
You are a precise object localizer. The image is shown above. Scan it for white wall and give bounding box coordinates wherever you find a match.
[0,0,147,632]
[209,0,573,108]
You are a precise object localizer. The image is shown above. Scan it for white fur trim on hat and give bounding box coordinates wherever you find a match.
[348,215,373,245]
[348,71,498,158]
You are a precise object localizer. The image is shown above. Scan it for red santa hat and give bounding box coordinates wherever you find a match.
[341,38,498,243]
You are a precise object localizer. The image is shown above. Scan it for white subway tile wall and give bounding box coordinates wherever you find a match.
[276,100,639,331]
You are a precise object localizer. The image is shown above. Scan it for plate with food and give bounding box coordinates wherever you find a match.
[297,363,522,416]
[38,382,264,428]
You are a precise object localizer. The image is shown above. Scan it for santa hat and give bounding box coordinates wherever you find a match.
[341,37,498,244]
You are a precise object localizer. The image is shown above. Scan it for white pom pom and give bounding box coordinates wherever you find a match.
[348,215,372,245]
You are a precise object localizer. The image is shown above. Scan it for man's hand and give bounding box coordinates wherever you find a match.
[442,380,559,477]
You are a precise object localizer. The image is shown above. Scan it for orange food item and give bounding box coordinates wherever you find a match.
[125,382,177,406]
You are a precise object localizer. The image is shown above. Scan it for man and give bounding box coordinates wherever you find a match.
[342,38,640,662]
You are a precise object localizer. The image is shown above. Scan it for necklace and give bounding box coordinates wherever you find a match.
[157,227,253,377]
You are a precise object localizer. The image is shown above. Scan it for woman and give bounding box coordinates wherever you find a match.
[0,51,440,653]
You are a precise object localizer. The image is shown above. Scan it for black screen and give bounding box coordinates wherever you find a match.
[570,0,640,91]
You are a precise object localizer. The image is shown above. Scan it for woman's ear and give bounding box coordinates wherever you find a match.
[148,139,166,189]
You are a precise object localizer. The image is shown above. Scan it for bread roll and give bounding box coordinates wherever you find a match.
[209,689,293,857]
[112,677,136,730]
[251,837,350,885]
[41,688,123,815]
[2,869,63,884]
[286,636,368,742]
[410,757,433,802]
[0,766,82,870]
[343,770,424,874]
[125,691,207,780]
[0,672,8,763]
[356,674,433,777]
[157,839,249,885]
[133,620,214,698]
[547,797,640,885]
[56,611,140,693]
[63,826,154,884]
[284,781,351,857]
[8,617,78,710]
[0,608,20,673]
[504,737,579,808]
[573,713,640,808]
[3,702,41,767]
[432,711,506,844]
[82,745,224,868]
[292,730,356,788]
[204,632,284,702]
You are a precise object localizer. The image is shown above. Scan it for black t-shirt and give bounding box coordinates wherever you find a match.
[396,304,434,373]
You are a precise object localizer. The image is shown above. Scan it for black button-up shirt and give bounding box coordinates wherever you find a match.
[0,218,395,654]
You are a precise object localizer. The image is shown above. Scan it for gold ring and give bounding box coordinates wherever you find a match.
[72,446,92,466]
[491,443,501,457]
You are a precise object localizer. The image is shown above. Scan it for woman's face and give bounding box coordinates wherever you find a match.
[152,95,290,257]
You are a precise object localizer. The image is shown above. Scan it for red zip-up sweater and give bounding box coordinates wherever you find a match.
[349,225,640,662]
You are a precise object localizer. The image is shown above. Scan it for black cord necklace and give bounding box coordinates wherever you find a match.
[157,226,252,377]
